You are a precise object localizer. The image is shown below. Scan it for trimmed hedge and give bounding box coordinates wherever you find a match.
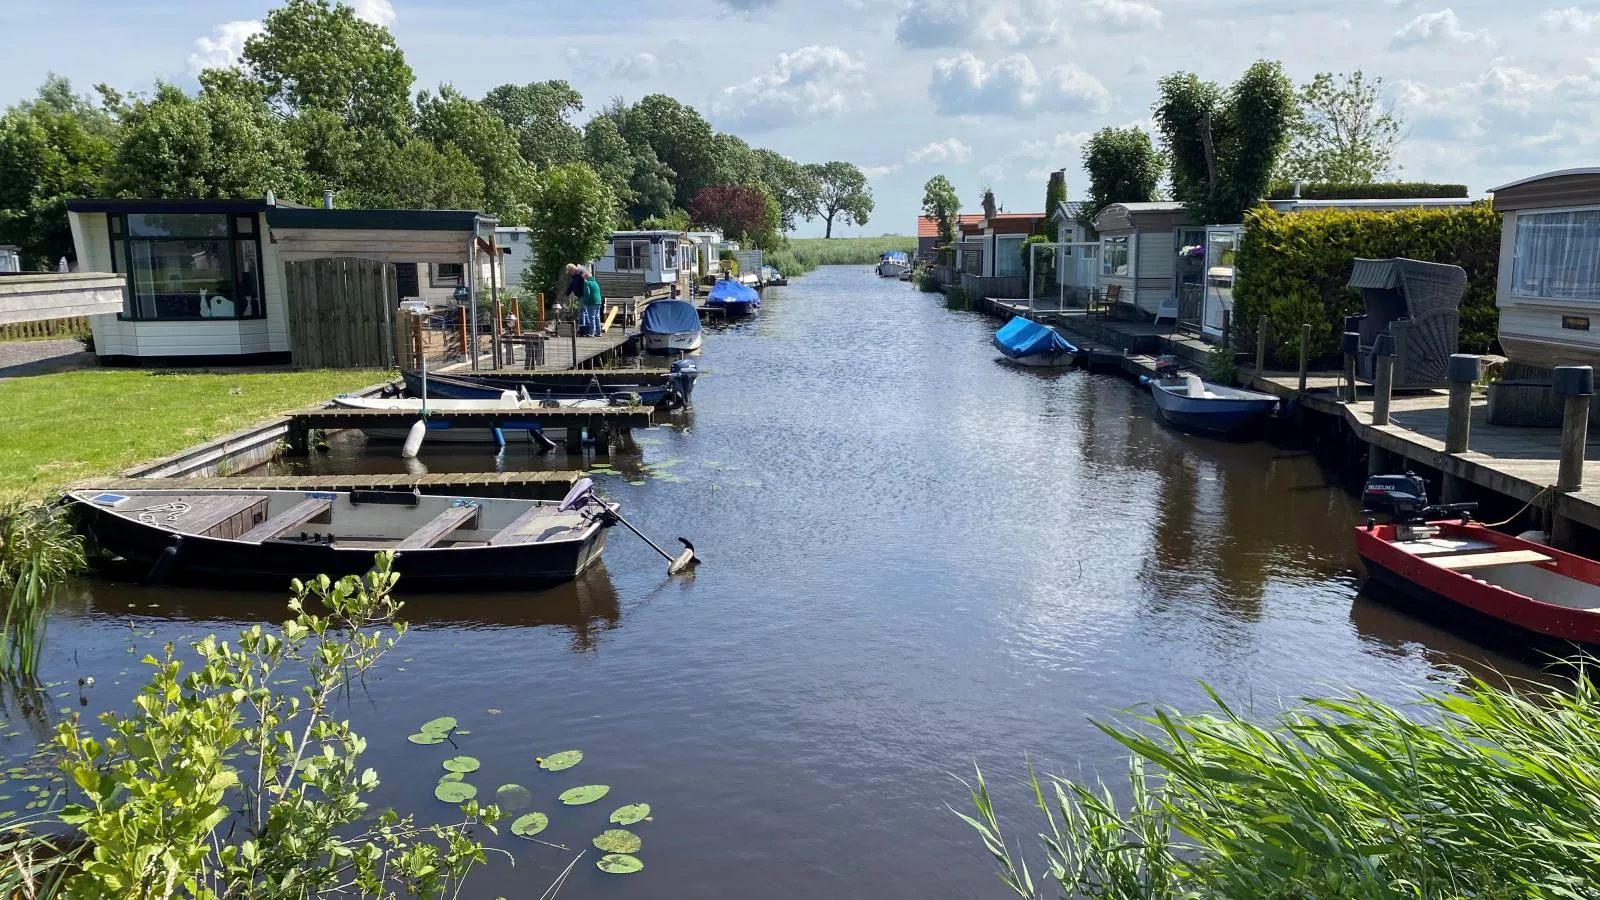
[1233,203,1501,366]
[1266,182,1470,201]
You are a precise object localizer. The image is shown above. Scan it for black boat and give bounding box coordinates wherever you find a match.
[401,370,672,406]
[69,487,611,591]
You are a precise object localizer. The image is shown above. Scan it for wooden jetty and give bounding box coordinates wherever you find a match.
[81,471,581,501]
[461,368,672,385]
[285,405,654,456]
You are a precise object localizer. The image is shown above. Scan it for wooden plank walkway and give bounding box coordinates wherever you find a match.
[81,472,582,501]
[289,406,654,432]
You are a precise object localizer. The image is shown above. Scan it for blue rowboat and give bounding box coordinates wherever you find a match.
[1145,373,1280,436]
[706,278,761,317]
[993,316,1078,368]
[401,370,670,405]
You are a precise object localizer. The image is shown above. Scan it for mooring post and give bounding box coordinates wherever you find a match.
[592,420,612,456]
[1341,331,1360,403]
[1297,323,1311,393]
[1254,316,1268,373]
[1555,365,1593,492]
[1220,309,1232,351]
[1371,334,1395,426]
[566,426,586,455]
[1445,354,1481,454]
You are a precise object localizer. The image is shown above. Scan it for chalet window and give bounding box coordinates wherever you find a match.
[431,263,464,287]
[112,213,265,320]
[1512,208,1600,302]
[1101,236,1131,277]
[614,240,651,272]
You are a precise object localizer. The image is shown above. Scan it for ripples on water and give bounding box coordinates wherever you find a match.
[22,266,1536,898]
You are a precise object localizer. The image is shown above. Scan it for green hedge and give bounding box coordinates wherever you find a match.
[1266,182,1470,201]
[1233,203,1501,366]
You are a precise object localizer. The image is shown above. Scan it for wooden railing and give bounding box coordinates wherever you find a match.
[0,316,90,342]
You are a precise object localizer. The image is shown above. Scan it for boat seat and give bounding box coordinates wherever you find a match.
[1433,549,1554,571]
[487,504,565,546]
[237,498,334,543]
[1395,537,1498,556]
[395,503,481,550]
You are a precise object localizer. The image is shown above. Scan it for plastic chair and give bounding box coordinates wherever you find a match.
[1152,294,1179,326]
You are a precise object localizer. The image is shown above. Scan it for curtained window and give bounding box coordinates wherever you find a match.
[1511,209,1600,302]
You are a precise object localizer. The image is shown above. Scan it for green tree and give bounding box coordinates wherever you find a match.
[627,144,677,225]
[620,94,716,209]
[522,162,617,298]
[1279,71,1403,185]
[710,132,761,187]
[482,80,585,170]
[416,86,535,223]
[1079,127,1161,229]
[1042,169,1067,234]
[0,77,115,268]
[754,149,819,233]
[804,161,873,238]
[235,0,415,136]
[350,139,485,210]
[108,84,305,200]
[1155,61,1296,224]
[582,114,636,215]
[920,174,961,244]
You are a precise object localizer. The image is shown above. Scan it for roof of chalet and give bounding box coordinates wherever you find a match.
[67,199,496,232]
[917,214,985,237]
[1489,168,1600,193]
[1051,201,1086,222]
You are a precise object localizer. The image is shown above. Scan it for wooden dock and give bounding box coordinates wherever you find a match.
[463,368,672,385]
[81,472,581,501]
[289,405,654,433]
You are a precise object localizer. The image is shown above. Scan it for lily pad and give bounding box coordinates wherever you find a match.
[609,803,651,825]
[433,781,477,803]
[559,784,610,806]
[510,811,548,837]
[593,829,642,854]
[439,771,464,783]
[539,750,583,772]
[442,755,480,773]
[597,854,643,875]
[420,716,457,736]
[495,784,533,810]
[407,732,444,745]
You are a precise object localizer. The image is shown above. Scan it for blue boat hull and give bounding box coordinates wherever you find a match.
[1148,383,1278,436]
[402,371,669,405]
[992,337,1076,368]
[710,299,759,317]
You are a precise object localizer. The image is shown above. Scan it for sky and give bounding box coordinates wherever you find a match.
[5,0,1600,236]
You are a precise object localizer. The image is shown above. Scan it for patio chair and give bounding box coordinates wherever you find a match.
[1152,294,1179,327]
[1347,258,1466,389]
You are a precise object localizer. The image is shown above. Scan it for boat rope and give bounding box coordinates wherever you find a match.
[136,501,191,525]
[1479,485,1554,529]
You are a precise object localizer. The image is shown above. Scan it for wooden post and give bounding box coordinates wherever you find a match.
[1254,315,1267,373]
[493,298,503,369]
[1444,354,1480,454]
[1341,331,1360,403]
[458,307,468,358]
[566,426,585,454]
[1220,309,1231,351]
[592,421,612,456]
[1367,444,1389,476]
[1555,366,1593,493]
[1297,323,1311,393]
[1372,333,1395,427]
[537,292,546,327]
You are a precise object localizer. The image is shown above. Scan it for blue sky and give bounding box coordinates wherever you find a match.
[6,0,1600,236]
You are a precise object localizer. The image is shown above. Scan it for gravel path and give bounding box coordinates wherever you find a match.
[0,339,93,376]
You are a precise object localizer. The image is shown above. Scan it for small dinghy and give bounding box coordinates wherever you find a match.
[401,370,670,406]
[706,277,760,317]
[993,316,1077,368]
[641,299,703,354]
[1144,372,1279,436]
[332,392,608,444]
[761,265,787,286]
[68,486,613,590]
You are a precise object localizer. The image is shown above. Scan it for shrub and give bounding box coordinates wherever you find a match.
[1233,203,1500,366]
[1267,182,1470,201]
[917,271,942,293]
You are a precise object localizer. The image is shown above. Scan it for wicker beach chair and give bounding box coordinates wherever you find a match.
[1347,258,1467,388]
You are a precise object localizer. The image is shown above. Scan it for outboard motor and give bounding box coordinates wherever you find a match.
[1362,471,1428,521]
[1152,354,1181,380]
[667,359,698,409]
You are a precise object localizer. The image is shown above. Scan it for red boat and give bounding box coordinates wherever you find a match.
[1356,518,1600,649]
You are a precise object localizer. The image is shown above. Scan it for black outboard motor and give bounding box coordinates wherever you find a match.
[1152,354,1181,380]
[667,359,698,409]
[1362,471,1428,521]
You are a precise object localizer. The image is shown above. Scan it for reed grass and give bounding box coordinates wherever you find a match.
[0,504,82,680]
[962,673,1600,898]
[787,236,917,269]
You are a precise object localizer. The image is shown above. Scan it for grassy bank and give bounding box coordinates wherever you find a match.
[771,236,917,276]
[0,368,384,501]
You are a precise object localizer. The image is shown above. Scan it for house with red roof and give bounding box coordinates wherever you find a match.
[916,213,984,259]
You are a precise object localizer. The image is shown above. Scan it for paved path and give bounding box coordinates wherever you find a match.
[0,339,93,377]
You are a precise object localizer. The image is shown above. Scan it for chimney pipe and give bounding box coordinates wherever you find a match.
[1292,179,1303,200]
[322,189,335,210]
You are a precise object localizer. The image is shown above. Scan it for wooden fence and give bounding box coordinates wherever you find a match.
[285,258,395,369]
[0,316,89,342]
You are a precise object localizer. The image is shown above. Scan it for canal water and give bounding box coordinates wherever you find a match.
[18,266,1535,897]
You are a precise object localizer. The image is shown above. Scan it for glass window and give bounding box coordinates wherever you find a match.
[615,240,651,271]
[431,263,464,287]
[126,213,229,238]
[235,216,254,234]
[1101,235,1131,277]
[1512,209,1600,302]
[115,213,264,320]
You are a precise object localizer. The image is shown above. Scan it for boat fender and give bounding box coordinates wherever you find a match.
[493,427,507,450]
[1138,375,1151,386]
[143,535,184,586]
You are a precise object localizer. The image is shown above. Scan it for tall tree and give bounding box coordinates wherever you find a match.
[108,83,305,200]
[582,114,636,214]
[1042,169,1067,234]
[627,145,677,225]
[620,94,716,209]
[523,162,616,297]
[1078,127,1161,229]
[753,149,819,233]
[349,139,485,210]
[710,133,760,187]
[689,185,777,247]
[804,161,873,238]
[1278,71,1403,185]
[0,76,115,268]
[416,86,535,223]
[482,80,585,170]
[1154,61,1295,224]
[920,174,961,244]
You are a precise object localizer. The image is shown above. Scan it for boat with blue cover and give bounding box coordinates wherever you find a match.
[992,316,1078,368]
[1144,372,1280,436]
[706,278,761,317]
[876,251,910,278]
[641,299,704,353]
[401,370,671,406]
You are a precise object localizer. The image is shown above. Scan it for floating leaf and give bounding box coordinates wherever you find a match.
[539,750,583,772]
[420,716,457,736]
[559,784,610,806]
[442,756,479,773]
[597,854,643,875]
[511,811,548,837]
[495,784,532,810]
[593,829,641,854]
[406,732,444,745]
[609,803,651,825]
[439,771,464,784]
[434,781,477,803]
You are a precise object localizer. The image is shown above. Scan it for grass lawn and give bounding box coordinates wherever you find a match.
[0,368,385,501]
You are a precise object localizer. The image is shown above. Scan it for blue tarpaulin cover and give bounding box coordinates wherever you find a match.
[707,279,760,308]
[880,251,908,264]
[993,316,1077,358]
[641,299,703,334]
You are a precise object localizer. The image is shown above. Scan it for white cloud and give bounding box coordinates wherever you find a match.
[895,0,1068,49]
[1390,9,1491,49]
[978,163,1006,183]
[712,45,872,131]
[1016,130,1092,161]
[1394,60,1600,170]
[862,164,902,179]
[188,20,262,74]
[907,138,972,163]
[1081,0,1162,32]
[929,53,1109,118]
[1538,7,1600,33]
[349,0,397,28]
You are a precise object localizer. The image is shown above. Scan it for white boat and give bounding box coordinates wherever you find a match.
[332,393,608,444]
[877,251,911,279]
[640,300,704,355]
